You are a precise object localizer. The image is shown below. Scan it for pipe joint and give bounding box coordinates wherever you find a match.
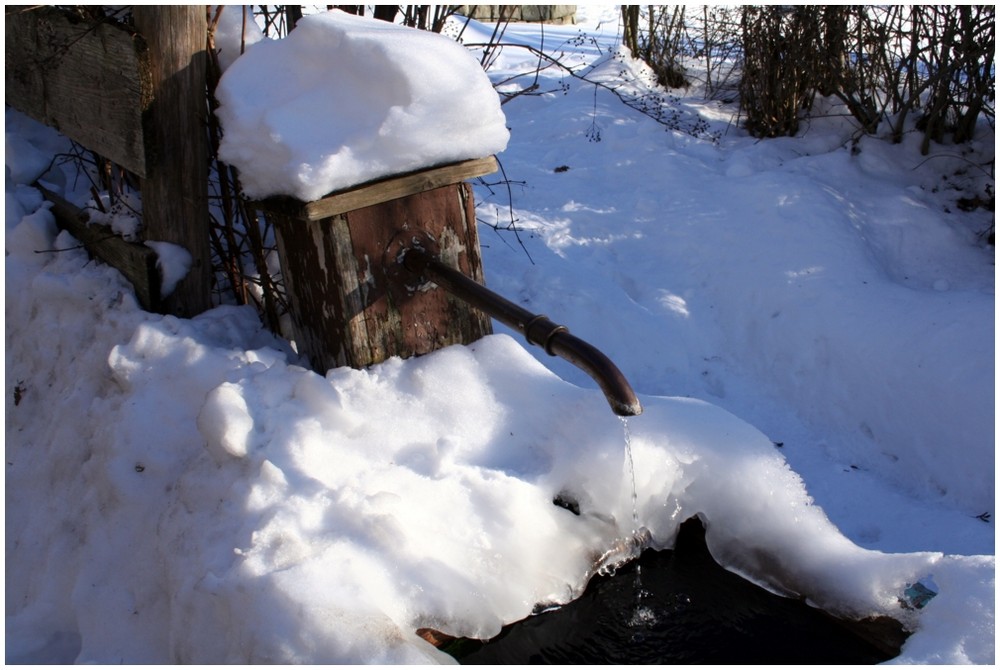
[523,315,569,356]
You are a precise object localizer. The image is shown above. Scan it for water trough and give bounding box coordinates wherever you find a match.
[434,518,909,664]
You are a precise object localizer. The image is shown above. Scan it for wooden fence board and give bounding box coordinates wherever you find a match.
[132,6,212,317]
[37,184,161,311]
[5,6,152,177]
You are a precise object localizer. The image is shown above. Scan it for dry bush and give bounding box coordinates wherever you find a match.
[737,5,995,148]
[738,6,821,138]
[205,6,286,331]
[621,6,689,89]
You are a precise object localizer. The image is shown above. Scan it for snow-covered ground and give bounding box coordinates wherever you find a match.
[5,7,994,664]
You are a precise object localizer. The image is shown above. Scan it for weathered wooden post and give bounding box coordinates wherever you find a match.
[210,8,510,373]
[254,157,497,371]
[132,6,212,317]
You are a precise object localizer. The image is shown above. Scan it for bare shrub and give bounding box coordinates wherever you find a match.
[736,5,995,148]
[738,7,807,137]
[621,6,689,89]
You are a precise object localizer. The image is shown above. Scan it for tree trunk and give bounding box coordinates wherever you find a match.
[621,6,640,59]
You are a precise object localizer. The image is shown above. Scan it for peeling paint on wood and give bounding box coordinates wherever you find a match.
[260,177,494,372]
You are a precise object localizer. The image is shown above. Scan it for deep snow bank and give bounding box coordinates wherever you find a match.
[5,179,993,661]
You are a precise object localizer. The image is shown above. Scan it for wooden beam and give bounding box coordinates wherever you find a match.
[4,6,152,177]
[254,156,499,221]
[37,184,161,311]
[132,6,212,317]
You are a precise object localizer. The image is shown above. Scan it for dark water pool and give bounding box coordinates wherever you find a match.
[444,518,907,664]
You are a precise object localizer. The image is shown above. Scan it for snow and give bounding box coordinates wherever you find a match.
[215,9,510,201]
[5,7,994,665]
[143,241,192,297]
[212,5,264,73]
[86,190,141,242]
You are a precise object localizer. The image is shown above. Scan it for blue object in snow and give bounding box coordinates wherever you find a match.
[903,576,939,609]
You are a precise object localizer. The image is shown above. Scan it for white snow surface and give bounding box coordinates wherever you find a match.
[212,5,265,72]
[5,7,994,665]
[215,9,510,201]
[143,241,192,298]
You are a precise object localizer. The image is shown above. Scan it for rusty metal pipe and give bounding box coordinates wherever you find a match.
[402,247,642,417]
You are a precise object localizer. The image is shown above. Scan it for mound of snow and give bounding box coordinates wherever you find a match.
[216,10,509,201]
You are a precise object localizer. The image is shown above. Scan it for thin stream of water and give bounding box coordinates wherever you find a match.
[619,416,639,530]
[619,416,653,633]
[594,417,648,578]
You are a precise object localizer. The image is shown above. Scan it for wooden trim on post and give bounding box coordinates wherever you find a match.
[132,6,212,317]
[253,156,499,221]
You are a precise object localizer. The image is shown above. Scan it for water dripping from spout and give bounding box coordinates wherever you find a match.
[621,416,639,531]
[617,415,661,639]
[592,418,652,572]
[443,412,910,663]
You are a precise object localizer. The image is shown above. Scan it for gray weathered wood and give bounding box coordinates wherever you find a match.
[37,184,161,311]
[132,6,212,317]
[253,156,499,221]
[8,6,213,318]
[5,6,152,177]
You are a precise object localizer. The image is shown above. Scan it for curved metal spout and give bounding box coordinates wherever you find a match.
[401,247,642,416]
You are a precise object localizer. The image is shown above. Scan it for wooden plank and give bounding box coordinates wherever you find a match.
[5,6,152,177]
[37,185,161,311]
[304,156,498,220]
[254,156,499,221]
[270,209,352,369]
[133,6,212,318]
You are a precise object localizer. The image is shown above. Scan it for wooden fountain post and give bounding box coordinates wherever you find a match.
[253,157,497,372]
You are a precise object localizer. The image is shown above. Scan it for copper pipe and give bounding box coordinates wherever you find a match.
[402,247,642,416]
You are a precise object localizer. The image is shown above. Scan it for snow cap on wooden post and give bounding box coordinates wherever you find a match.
[216,10,509,372]
[216,9,509,201]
